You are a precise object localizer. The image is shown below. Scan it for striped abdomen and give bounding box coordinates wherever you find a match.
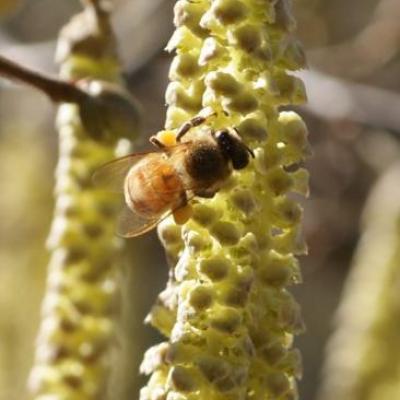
[124,155,185,218]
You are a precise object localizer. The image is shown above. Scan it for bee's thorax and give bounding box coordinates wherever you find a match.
[184,141,230,184]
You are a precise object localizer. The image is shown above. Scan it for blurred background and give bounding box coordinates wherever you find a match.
[0,0,399,399]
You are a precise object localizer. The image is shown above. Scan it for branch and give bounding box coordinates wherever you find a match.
[299,69,400,133]
[0,54,87,103]
[307,0,400,79]
[80,0,112,14]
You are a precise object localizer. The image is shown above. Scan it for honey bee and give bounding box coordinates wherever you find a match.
[94,113,254,237]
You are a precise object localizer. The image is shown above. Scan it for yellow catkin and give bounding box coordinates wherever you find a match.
[28,3,139,399]
[318,162,400,400]
[0,128,51,400]
[140,1,309,399]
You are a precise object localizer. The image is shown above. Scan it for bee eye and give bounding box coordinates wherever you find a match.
[231,149,249,169]
[216,130,250,170]
[216,130,230,145]
[215,130,233,155]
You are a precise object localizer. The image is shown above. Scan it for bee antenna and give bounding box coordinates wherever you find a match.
[246,145,255,158]
[233,127,255,159]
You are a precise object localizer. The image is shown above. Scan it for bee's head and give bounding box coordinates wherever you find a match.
[214,129,254,170]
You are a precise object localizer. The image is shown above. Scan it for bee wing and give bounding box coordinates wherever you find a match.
[117,204,160,237]
[93,151,162,192]
[100,142,203,195]
[117,192,198,238]
[117,203,175,238]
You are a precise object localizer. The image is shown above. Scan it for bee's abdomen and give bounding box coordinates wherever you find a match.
[125,159,183,217]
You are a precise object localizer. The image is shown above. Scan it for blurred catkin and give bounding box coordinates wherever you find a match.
[0,127,51,400]
[140,1,309,400]
[29,2,139,399]
[318,162,400,400]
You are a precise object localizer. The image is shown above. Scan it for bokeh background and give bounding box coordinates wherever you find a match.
[0,0,399,399]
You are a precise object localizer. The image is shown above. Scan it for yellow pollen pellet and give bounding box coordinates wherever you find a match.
[173,204,193,225]
[156,130,178,147]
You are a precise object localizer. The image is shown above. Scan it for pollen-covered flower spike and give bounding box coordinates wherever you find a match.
[140,1,310,400]
[28,2,139,399]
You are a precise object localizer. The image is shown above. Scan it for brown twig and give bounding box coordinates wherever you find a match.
[80,0,99,7]
[299,69,400,133]
[0,54,88,104]
[80,0,111,13]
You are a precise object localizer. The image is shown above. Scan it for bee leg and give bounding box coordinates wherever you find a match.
[149,136,166,149]
[176,109,218,141]
[194,188,216,199]
[179,190,188,206]
[173,192,192,225]
[176,116,206,142]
